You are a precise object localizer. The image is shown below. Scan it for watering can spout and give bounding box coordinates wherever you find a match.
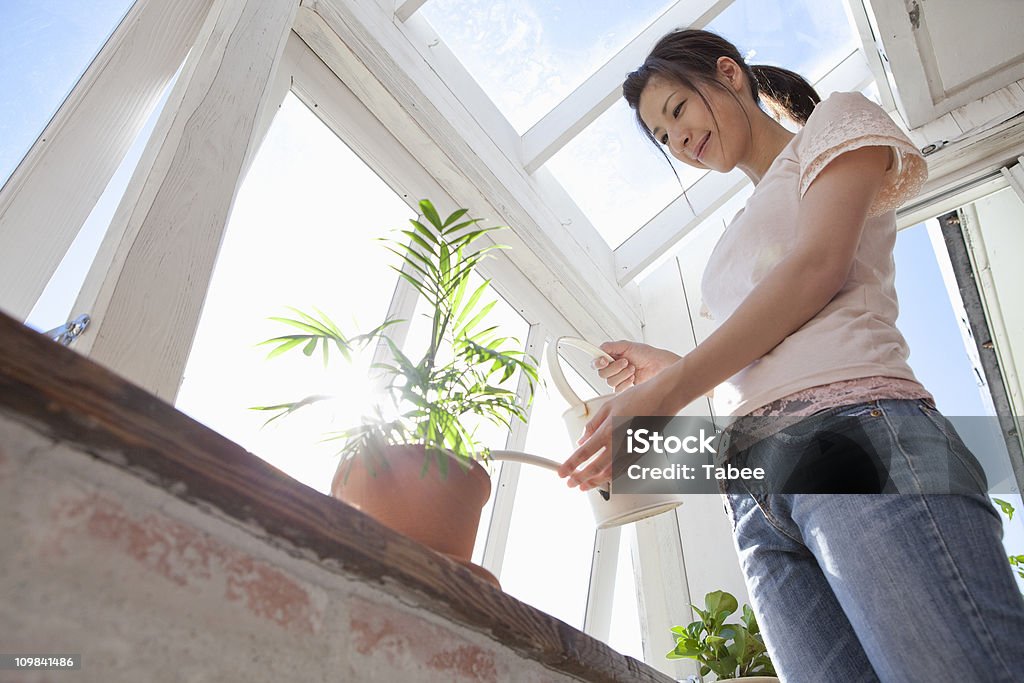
[489,450,610,499]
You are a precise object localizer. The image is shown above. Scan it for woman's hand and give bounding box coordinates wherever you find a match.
[556,377,671,491]
[594,340,681,392]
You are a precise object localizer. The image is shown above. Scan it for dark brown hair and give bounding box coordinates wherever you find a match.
[623,29,820,168]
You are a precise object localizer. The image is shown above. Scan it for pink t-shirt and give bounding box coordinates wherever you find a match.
[701,91,930,417]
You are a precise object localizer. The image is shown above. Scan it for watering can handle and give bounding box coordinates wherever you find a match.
[547,336,616,409]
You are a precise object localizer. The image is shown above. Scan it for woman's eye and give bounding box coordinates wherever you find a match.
[673,101,683,118]
[660,134,668,145]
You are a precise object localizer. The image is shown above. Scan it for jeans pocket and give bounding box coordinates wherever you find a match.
[915,402,989,493]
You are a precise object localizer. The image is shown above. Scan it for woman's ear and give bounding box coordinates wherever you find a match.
[716,56,744,91]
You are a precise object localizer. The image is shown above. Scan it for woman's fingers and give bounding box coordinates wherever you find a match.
[613,374,635,392]
[557,439,605,480]
[573,457,612,490]
[566,440,611,489]
[558,408,612,480]
[596,357,630,379]
[581,465,613,491]
[596,357,636,392]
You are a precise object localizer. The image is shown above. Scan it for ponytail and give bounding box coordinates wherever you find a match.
[749,64,820,125]
[623,29,821,155]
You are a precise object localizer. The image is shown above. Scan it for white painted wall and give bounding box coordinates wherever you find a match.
[970,187,1024,419]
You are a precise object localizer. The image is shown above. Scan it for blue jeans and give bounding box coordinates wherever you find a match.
[723,399,1024,682]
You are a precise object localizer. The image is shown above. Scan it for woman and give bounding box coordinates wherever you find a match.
[557,29,1024,682]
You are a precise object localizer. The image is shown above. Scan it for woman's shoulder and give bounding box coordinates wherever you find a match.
[795,91,927,212]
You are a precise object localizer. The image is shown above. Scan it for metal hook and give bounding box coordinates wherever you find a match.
[43,314,91,346]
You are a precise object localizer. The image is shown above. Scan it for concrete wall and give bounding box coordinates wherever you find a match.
[0,414,578,683]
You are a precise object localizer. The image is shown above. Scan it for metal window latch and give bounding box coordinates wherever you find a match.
[43,314,91,346]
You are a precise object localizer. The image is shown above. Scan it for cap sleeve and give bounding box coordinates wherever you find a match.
[797,92,927,216]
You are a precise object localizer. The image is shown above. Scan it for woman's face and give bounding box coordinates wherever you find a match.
[637,66,751,174]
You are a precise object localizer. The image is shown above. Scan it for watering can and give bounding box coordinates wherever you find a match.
[491,337,685,528]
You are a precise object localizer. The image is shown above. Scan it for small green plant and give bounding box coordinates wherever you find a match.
[253,199,539,476]
[993,498,1024,585]
[667,590,776,681]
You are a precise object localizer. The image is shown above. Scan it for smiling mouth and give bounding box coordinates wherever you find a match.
[695,133,710,161]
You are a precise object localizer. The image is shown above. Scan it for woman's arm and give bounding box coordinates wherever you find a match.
[559,144,893,488]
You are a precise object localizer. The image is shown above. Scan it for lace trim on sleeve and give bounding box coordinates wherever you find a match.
[799,105,928,217]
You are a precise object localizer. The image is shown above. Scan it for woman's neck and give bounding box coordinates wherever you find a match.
[738,113,796,185]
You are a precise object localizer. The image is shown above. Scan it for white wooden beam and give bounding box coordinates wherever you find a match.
[520,0,734,174]
[897,172,1007,231]
[296,1,642,343]
[394,0,428,23]
[0,0,215,320]
[843,0,896,112]
[71,0,298,400]
[482,323,546,579]
[614,48,871,284]
[913,117,1024,216]
[583,525,621,643]
[633,514,694,680]
[1004,156,1024,202]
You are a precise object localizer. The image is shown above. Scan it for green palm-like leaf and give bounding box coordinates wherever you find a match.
[249,394,333,426]
[442,207,470,227]
[419,199,443,229]
[442,217,482,235]
[409,219,439,245]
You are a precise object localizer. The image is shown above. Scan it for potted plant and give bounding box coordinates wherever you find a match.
[668,590,778,682]
[254,199,539,586]
[993,498,1024,591]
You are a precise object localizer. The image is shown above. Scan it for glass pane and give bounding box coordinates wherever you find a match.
[500,342,596,628]
[0,0,137,187]
[25,63,183,333]
[176,93,411,493]
[894,222,988,417]
[547,98,707,248]
[706,0,859,83]
[420,0,676,132]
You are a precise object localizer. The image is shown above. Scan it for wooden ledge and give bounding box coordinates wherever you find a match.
[0,311,672,683]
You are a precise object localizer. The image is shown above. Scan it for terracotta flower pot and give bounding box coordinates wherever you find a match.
[331,444,493,575]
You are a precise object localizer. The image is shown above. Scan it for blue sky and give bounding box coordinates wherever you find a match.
[0,1,135,185]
